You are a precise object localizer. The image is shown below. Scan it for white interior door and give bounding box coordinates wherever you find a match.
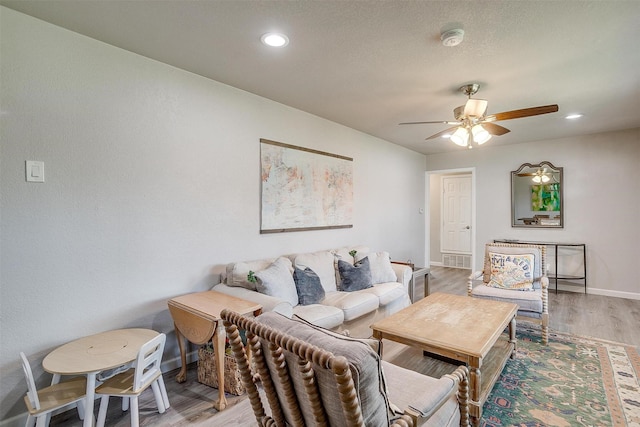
[441,175,472,253]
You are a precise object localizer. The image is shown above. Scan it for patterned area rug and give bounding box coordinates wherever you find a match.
[482,325,640,426]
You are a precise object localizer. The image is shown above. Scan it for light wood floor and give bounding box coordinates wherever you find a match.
[51,266,640,426]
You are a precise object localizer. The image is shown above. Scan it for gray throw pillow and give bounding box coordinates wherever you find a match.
[293,267,326,305]
[338,257,372,292]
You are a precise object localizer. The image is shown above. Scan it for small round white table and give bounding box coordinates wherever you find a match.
[43,328,159,427]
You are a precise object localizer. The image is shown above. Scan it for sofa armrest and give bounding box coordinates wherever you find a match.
[467,270,484,296]
[212,284,294,318]
[390,263,412,293]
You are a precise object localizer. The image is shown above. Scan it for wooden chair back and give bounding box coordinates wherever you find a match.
[20,351,87,422]
[221,309,415,427]
[20,352,41,411]
[132,333,165,393]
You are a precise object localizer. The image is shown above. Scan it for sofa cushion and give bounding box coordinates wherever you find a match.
[356,251,397,285]
[255,312,390,426]
[487,252,535,291]
[338,257,373,292]
[293,267,326,305]
[322,291,379,321]
[293,304,344,329]
[360,282,407,306]
[471,283,543,314]
[226,258,275,291]
[294,251,338,293]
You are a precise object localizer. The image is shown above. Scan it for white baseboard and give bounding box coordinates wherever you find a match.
[430,261,443,267]
[583,287,640,300]
[554,283,640,300]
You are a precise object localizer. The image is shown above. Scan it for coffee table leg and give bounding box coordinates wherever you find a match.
[509,317,517,358]
[174,325,188,383]
[469,362,481,427]
[212,320,228,411]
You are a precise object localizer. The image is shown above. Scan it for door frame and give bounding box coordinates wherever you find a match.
[424,167,476,270]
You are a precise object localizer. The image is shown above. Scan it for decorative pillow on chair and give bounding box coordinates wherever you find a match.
[487,252,535,290]
[293,267,326,305]
[338,257,373,292]
[255,257,299,306]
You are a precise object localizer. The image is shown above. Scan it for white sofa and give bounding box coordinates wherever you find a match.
[213,246,412,336]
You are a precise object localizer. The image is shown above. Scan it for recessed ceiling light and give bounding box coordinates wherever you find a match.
[565,113,583,119]
[261,33,289,48]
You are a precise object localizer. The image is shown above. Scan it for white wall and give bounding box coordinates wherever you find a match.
[0,8,426,422]
[425,128,640,299]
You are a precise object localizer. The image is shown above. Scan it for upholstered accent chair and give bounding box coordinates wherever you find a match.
[468,242,549,344]
[221,310,470,427]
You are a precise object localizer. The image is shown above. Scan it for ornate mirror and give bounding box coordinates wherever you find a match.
[511,161,563,228]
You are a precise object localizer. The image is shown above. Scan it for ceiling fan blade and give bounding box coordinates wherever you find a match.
[425,126,459,140]
[487,104,559,121]
[399,120,460,125]
[482,122,510,136]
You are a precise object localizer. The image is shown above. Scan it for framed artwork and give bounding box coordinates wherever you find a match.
[531,183,560,211]
[260,139,353,233]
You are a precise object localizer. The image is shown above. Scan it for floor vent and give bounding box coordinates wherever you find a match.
[442,254,471,269]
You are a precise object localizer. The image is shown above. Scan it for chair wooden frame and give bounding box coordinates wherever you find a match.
[221,309,470,427]
[94,333,170,427]
[468,242,549,345]
[20,352,86,427]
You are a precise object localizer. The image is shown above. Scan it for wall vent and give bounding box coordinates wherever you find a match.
[442,254,472,269]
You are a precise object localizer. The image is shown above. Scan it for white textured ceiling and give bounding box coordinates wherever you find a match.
[2,0,639,155]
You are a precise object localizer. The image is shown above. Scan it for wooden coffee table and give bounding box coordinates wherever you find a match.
[371,292,517,426]
[168,290,262,411]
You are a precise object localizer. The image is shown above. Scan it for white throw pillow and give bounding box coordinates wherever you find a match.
[356,251,397,284]
[255,257,298,306]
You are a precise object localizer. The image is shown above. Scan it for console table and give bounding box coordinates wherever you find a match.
[493,240,586,294]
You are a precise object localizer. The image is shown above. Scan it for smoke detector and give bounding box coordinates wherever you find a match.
[441,29,464,47]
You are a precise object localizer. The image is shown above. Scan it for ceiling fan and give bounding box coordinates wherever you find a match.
[517,167,558,184]
[399,84,559,147]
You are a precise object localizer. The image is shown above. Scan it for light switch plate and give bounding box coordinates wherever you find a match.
[26,161,45,183]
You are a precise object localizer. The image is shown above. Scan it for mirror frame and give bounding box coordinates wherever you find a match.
[511,161,563,228]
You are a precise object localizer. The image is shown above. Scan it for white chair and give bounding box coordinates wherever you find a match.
[20,352,86,427]
[468,242,549,344]
[95,333,170,427]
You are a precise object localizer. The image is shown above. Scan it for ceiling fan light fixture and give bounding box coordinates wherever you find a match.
[450,127,469,146]
[464,99,488,117]
[565,113,583,119]
[471,124,491,144]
